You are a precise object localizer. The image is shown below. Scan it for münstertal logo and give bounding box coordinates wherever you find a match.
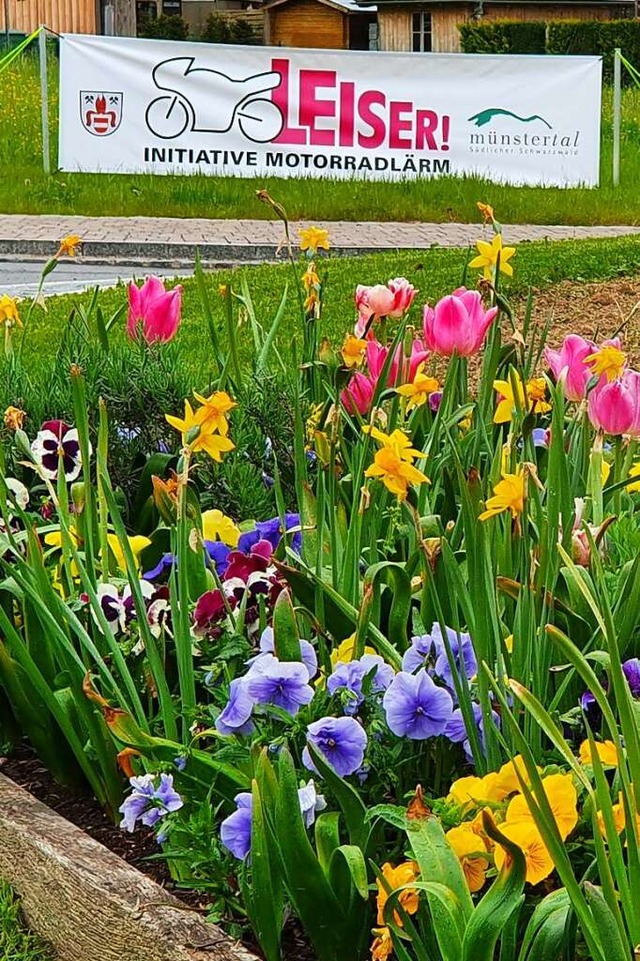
[468,108,552,129]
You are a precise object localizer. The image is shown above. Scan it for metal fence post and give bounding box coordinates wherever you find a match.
[38,26,51,175]
[613,46,621,188]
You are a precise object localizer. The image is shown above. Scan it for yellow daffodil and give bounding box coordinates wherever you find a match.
[477,201,495,223]
[166,399,200,439]
[493,755,542,799]
[0,295,21,327]
[396,364,440,412]
[585,344,626,381]
[627,461,640,493]
[506,773,578,841]
[469,233,516,281]
[376,861,420,926]
[201,508,240,547]
[493,374,550,424]
[363,426,425,464]
[302,263,320,290]
[166,400,235,462]
[504,634,514,653]
[578,739,619,768]
[341,334,367,368]
[445,823,489,892]
[55,234,82,258]
[494,821,554,885]
[107,534,151,573]
[365,447,429,501]
[299,226,330,254]
[192,390,236,436]
[371,927,393,961]
[192,430,236,462]
[479,468,526,521]
[4,405,26,430]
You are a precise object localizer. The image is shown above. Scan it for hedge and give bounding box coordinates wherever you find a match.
[459,20,546,54]
[547,20,640,82]
[460,17,640,83]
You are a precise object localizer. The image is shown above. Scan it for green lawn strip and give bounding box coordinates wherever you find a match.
[0,882,52,961]
[17,234,640,380]
[1,54,640,224]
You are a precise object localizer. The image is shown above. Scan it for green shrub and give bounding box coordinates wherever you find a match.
[138,13,189,40]
[200,13,260,44]
[459,19,546,54]
[547,19,640,83]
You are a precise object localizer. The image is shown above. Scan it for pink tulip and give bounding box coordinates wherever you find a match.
[624,369,640,437]
[354,278,417,336]
[423,287,498,357]
[341,372,375,416]
[365,338,429,387]
[588,375,636,435]
[127,276,183,344]
[544,334,596,402]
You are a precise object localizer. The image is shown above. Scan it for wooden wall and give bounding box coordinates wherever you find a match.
[266,0,347,47]
[382,3,626,53]
[378,7,412,49]
[0,0,97,34]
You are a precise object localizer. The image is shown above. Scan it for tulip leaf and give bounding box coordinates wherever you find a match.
[328,844,369,902]
[385,881,464,961]
[583,883,630,961]
[308,743,368,851]
[407,816,474,923]
[315,812,341,873]
[272,589,302,662]
[518,889,572,961]
[239,780,283,961]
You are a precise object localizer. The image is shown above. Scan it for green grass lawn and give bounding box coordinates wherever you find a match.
[0,883,51,961]
[1,52,640,224]
[17,233,640,375]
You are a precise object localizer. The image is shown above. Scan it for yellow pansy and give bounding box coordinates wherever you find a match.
[376,861,420,926]
[445,823,489,892]
[201,509,240,547]
[494,755,541,799]
[371,927,393,961]
[578,739,619,768]
[627,461,640,493]
[494,821,554,886]
[469,233,516,281]
[107,534,151,573]
[330,634,376,668]
[506,773,578,841]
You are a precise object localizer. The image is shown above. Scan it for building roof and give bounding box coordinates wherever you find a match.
[364,0,630,5]
[265,0,377,12]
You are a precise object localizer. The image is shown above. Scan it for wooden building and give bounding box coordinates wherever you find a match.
[263,0,377,48]
[364,0,633,52]
[0,0,137,36]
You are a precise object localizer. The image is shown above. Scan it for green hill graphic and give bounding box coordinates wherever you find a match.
[468,108,552,129]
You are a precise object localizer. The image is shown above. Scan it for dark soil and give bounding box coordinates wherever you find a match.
[0,742,193,900]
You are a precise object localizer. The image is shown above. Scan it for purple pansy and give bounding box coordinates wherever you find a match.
[402,633,435,673]
[383,670,453,740]
[623,659,640,698]
[31,420,87,482]
[246,654,314,715]
[431,624,477,690]
[143,552,176,581]
[119,772,183,833]
[445,702,501,762]
[238,513,302,556]
[221,792,253,860]
[215,677,256,735]
[221,780,326,860]
[252,626,318,680]
[327,654,394,715]
[303,716,367,777]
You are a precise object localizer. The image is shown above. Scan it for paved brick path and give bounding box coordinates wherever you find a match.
[0,214,639,264]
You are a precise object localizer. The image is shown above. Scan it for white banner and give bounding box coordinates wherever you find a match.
[59,35,602,187]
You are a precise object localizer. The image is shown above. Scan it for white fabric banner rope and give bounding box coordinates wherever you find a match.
[59,35,603,187]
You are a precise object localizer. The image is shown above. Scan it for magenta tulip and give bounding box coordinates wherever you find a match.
[127,276,183,344]
[365,338,429,388]
[423,287,498,357]
[588,375,636,435]
[623,370,640,437]
[341,372,376,416]
[545,334,597,402]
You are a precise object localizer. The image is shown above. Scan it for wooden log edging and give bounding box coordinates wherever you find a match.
[0,774,259,961]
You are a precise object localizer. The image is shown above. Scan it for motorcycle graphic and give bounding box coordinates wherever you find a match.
[145,57,284,143]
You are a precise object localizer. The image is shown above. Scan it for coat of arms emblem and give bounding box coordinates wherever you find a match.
[80,91,123,136]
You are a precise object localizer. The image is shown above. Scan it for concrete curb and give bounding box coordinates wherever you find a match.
[0,773,259,961]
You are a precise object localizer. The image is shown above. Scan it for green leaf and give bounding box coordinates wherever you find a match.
[462,813,526,961]
[272,589,302,662]
[583,883,631,961]
[315,812,341,873]
[407,816,474,923]
[329,844,369,902]
[308,743,368,850]
[241,779,283,961]
[518,889,571,961]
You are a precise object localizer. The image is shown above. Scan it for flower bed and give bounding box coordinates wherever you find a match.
[2,203,640,961]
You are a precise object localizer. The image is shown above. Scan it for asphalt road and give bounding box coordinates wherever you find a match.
[0,260,193,298]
